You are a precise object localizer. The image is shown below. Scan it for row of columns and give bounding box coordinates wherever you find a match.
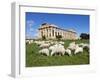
[39,27,77,40]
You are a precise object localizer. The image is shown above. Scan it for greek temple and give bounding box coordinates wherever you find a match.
[38,23,77,40]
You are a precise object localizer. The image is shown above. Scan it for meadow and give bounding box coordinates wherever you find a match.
[26,39,89,67]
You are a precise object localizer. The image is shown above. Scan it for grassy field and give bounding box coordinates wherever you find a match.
[26,39,89,67]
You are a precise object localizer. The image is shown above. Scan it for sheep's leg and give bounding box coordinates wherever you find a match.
[51,51,54,56]
[59,53,62,56]
[68,51,72,56]
[74,52,76,55]
[69,53,72,56]
[47,52,49,56]
[63,52,65,56]
[74,50,77,55]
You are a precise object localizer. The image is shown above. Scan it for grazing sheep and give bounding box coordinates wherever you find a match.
[26,40,29,43]
[74,45,83,54]
[83,43,89,48]
[39,48,49,56]
[26,40,29,44]
[50,41,55,45]
[65,48,72,56]
[29,40,33,44]
[68,42,76,50]
[49,44,65,56]
[34,41,45,46]
[79,43,89,48]
[78,43,89,52]
[39,43,50,48]
[78,43,84,47]
[49,45,54,51]
[26,40,33,44]
[59,41,64,45]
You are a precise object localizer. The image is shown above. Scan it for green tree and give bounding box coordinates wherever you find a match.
[80,33,89,39]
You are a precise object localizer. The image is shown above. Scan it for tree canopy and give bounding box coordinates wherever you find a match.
[80,33,89,39]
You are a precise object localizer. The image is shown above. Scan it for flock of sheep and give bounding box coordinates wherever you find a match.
[26,40,89,56]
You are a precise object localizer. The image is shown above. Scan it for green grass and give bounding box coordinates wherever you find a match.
[26,39,89,67]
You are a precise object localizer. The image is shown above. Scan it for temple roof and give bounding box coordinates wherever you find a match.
[39,23,76,33]
[67,29,76,33]
[49,24,58,28]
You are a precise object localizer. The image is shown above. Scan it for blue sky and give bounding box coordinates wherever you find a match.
[26,12,89,39]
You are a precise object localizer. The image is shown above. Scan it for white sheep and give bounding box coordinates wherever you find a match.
[50,41,55,45]
[65,48,72,56]
[78,43,89,52]
[78,43,84,47]
[26,40,29,44]
[83,43,89,48]
[74,45,83,54]
[49,45,54,51]
[39,43,50,48]
[29,40,33,44]
[34,41,45,46]
[39,48,49,56]
[26,40,33,44]
[79,43,89,48]
[49,44,65,56]
[68,42,76,50]
[59,41,64,45]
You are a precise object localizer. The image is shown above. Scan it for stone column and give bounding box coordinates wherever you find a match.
[69,32,71,39]
[57,29,59,36]
[59,30,61,36]
[43,28,45,36]
[45,28,47,37]
[62,31,64,39]
[48,28,49,38]
[54,28,55,38]
[51,28,53,38]
[49,28,51,38]
[56,29,57,36]
[64,31,66,39]
[42,30,43,37]
[48,28,50,38]
[61,30,63,38]
[42,29,44,36]
[57,29,58,36]
[47,28,49,38]
[66,31,68,39]
[39,30,41,38]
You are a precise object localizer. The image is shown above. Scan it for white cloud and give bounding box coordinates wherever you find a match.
[32,29,39,37]
[26,28,39,39]
[29,28,38,32]
[26,20,39,39]
[29,28,34,32]
[26,20,35,28]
